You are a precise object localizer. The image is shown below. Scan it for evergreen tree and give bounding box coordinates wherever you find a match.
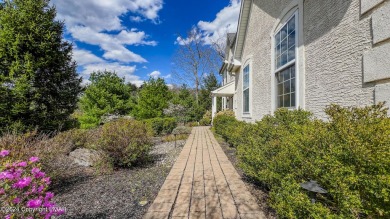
[0,0,82,132]
[170,84,198,122]
[135,78,172,119]
[199,73,221,114]
[79,71,136,129]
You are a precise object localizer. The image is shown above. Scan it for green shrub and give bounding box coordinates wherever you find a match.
[53,128,101,151]
[0,130,89,183]
[162,134,190,142]
[212,113,237,140]
[215,104,390,218]
[172,126,192,135]
[100,119,153,167]
[187,121,199,127]
[215,109,235,117]
[226,120,250,148]
[143,117,177,136]
[200,110,212,126]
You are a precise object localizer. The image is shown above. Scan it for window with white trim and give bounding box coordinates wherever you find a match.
[243,64,250,113]
[275,13,297,108]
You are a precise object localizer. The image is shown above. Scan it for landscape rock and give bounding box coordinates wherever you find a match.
[69,148,100,167]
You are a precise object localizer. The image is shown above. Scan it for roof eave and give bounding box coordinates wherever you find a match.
[219,60,229,75]
[233,0,252,62]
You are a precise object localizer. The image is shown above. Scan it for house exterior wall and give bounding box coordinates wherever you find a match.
[225,47,236,85]
[235,0,293,122]
[232,0,390,122]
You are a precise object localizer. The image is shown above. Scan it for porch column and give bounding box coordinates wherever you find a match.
[212,95,217,123]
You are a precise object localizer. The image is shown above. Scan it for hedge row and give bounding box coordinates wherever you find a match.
[213,104,390,218]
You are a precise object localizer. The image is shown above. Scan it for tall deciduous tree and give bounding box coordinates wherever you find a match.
[0,0,82,132]
[172,28,221,103]
[79,71,136,129]
[135,78,172,119]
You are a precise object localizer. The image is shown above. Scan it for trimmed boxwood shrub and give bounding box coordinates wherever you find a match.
[100,119,153,167]
[143,117,177,136]
[214,104,390,218]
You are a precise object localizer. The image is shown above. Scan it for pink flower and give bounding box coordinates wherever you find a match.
[37,185,45,193]
[56,209,66,215]
[17,161,27,167]
[13,169,23,179]
[29,157,39,163]
[32,167,45,178]
[27,199,42,208]
[0,171,14,180]
[5,215,11,219]
[43,201,55,208]
[12,177,32,189]
[0,188,5,195]
[44,212,54,219]
[45,192,54,200]
[32,167,40,174]
[36,172,45,178]
[42,177,51,185]
[31,184,37,193]
[13,197,21,204]
[0,149,10,157]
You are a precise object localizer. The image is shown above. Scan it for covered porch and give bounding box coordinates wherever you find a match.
[211,81,235,121]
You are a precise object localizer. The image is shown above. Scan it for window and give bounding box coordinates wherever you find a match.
[275,14,297,108]
[243,64,250,113]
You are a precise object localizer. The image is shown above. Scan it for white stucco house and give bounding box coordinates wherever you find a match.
[212,0,390,122]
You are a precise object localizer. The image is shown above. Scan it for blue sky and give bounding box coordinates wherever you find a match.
[50,0,241,86]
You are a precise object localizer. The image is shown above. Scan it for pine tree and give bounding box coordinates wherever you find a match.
[135,78,172,119]
[0,0,82,132]
[79,71,136,129]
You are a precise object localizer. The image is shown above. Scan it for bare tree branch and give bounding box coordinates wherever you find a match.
[172,27,224,103]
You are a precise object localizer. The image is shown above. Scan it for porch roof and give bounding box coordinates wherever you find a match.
[211,81,235,97]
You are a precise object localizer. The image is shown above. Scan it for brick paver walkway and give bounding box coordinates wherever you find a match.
[144,127,266,219]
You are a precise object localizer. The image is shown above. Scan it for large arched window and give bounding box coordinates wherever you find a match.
[274,12,298,108]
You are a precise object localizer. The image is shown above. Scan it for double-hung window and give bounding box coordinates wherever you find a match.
[275,13,297,108]
[243,65,250,113]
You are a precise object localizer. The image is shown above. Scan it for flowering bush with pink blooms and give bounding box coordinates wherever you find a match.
[0,150,65,218]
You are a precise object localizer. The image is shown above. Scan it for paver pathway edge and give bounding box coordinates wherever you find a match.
[144,127,266,219]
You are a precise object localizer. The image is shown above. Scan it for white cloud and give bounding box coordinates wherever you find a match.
[149,70,161,78]
[148,70,171,80]
[175,0,240,45]
[130,16,145,23]
[69,26,157,63]
[52,0,162,64]
[52,0,163,32]
[197,0,240,44]
[80,62,144,87]
[175,28,202,45]
[73,49,105,66]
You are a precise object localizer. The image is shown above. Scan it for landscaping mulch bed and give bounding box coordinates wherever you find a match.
[53,139,185,219]
[214,133,277,219]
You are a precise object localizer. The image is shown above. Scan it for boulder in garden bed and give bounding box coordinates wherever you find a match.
[69,148,100,167]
